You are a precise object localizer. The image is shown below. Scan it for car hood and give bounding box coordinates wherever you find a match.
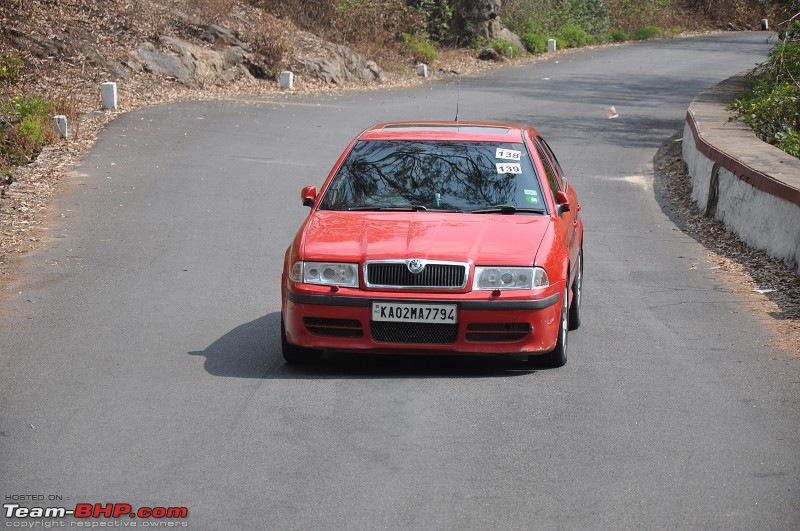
[300,211,550,265]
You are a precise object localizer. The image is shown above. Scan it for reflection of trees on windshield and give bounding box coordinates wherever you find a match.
[319,141,540,210]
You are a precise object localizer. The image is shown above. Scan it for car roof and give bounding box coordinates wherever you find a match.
[357,121,535,143]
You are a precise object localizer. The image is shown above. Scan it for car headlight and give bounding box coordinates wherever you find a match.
[290,261,359,288]
[473,266,548,290]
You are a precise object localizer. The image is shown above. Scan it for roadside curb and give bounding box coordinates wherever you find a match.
[682,72,800,273]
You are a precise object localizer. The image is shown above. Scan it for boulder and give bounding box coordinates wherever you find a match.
[451,0,523,52]
[299,43,387,85]
[130,36,270,86]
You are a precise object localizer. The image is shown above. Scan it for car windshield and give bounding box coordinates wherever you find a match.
[317,140,547,213]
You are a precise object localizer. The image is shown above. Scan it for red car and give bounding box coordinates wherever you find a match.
[281,121,583,367]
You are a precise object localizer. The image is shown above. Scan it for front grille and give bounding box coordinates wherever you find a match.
[466,323,530,342]
[370,321,458,344]
[366,261,467,289]
[304,317,363,338]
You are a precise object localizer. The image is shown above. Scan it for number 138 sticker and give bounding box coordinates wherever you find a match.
[496,162,522,174]
[496,148,521,160]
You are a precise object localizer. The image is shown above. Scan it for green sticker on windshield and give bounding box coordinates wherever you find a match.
[526,195,540,204]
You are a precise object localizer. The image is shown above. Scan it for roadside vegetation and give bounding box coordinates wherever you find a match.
[0,0,790,179]
[730,18,800,158]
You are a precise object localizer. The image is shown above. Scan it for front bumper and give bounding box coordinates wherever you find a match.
[282,284,564,355]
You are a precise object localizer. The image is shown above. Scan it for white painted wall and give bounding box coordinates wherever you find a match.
[683,122,800,273]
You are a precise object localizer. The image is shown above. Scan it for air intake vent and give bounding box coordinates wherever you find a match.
[366,261,467,289]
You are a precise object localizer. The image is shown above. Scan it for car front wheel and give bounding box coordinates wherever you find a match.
[529,285,568,368]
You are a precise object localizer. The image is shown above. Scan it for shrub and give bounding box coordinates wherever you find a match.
[775,129,800,158]
[501,0,611,38]
[0,94,58,167]
[250,12,288,74]
[608,28,629,42]
[0,53,23,86]
[633,25,662,40]
[521,32,547,54]
[407,0,454,45]
[729,38,800,159]
[402,33,437,64]
[555,24,593,48]
[489,39,522,58]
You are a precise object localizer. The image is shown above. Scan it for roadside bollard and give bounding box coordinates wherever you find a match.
[101,82,117,110]
[54,115,68,139]
[280,71,294,90]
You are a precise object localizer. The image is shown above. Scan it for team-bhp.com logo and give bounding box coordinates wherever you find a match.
[4,502,189,527]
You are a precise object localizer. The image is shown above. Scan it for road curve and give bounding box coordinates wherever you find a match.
[1,32,798,530]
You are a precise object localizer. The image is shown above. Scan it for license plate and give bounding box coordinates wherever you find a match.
[371,302,457,324]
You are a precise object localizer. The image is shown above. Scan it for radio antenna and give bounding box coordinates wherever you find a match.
[454,75,461,122]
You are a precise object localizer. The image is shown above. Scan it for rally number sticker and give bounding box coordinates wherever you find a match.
[496,162,522,174]
[496,148,522,161]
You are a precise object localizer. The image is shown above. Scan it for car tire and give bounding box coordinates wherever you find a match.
[281,316,323,364]
[529,285,568,368]
[568,248,583,331]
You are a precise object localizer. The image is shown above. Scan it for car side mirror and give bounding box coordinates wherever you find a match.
[301,185,317,207]
[555,191,571,214]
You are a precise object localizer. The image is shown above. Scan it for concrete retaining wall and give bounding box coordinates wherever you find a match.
[682,73,800,273]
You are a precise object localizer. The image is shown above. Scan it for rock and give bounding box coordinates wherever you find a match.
[299,44,387,85]
[498,28,525,53]
[131,41,193,84]
[451,1,524,55]
[477,47,502,61]
[130,36,270,86]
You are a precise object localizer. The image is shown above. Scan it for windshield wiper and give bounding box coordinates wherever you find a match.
[347,205,429,212]
[470,205,546,215]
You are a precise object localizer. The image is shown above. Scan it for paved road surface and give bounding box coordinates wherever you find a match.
[2,33,798,529]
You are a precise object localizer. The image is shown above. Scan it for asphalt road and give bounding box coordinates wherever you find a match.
[2,33,798,530]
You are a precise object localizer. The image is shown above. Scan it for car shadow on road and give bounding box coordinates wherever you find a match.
[189,312,540,379]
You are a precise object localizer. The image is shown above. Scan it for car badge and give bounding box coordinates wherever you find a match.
[407,259,425,274]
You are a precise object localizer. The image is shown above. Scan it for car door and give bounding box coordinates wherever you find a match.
[532,135,581,284]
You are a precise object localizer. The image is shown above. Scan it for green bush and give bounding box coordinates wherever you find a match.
[775,129,800,158]
[489,38,523,58]
[501,0,611,39]
[5,93,52,122]
[555,24,593,48]
[633,25,662,40]
[407,0,454,44]
[402,33,437,64]
[0,53,23,86]
[17,115,51,149]
[729,37,800,159]
[608,28,629,42]
[521,32,547,54]
[1,94,58,167]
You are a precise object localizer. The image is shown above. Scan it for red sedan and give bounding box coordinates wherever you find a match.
[281,121,583,367]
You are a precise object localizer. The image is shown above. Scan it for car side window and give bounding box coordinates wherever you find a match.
[534,139,561,202]
[538,137,568,190]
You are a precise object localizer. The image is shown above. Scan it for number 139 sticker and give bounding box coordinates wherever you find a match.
[496,162,522,174]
